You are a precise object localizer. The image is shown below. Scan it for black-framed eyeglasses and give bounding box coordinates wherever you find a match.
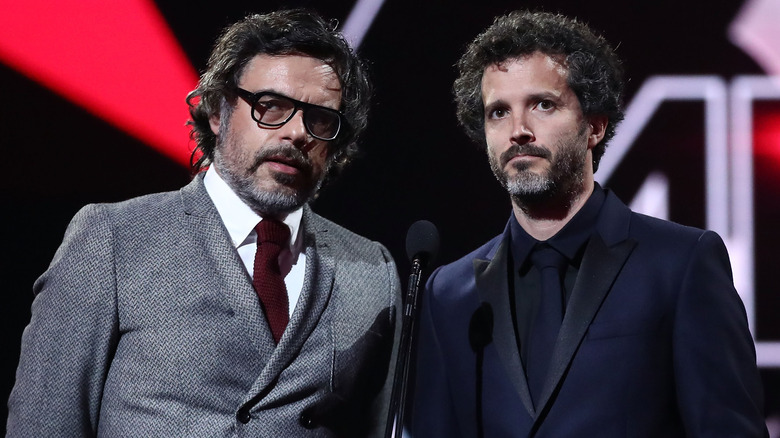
[235,88,345,141]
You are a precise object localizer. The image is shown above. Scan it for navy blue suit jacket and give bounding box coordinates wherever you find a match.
[410,189,766,437]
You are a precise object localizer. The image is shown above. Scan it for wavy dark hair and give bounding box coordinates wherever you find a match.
[187,9,371,176]
[454,10,624,172]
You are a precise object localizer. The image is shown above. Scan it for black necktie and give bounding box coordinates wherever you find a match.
[526,244,566,407]
[253,219,290,344]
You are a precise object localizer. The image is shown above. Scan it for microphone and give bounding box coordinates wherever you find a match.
[406,219,440,268]
[469,302,493,438]
[385,220,440,438]
[404,220,440,319]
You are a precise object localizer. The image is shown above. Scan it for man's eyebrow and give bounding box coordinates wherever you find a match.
[245,88,280,95]
[484,91,562,108]
[483,99,512,115]
[484,98,507,108]
[526,90,562,101]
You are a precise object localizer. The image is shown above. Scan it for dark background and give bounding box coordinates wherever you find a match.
[3,0,779,431]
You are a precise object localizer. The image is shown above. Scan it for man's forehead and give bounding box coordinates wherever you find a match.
[487,51,568,76]
[238,54,343,103]
[480,51,579,109]
[240,54,340,85]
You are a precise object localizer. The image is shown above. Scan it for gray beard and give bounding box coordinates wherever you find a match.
[223,167,313,216]
[215,145,324,217]
[489,126,588,205]
[506,168,556,200]
[213,122,324,216]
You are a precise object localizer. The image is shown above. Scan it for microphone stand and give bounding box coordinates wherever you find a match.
[384,256,425,438]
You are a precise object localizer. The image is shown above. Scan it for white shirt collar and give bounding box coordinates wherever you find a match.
[203,165,304,255]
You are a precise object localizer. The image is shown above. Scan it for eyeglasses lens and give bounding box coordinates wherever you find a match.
[253,94,340,140]
[305,109,340,140]
[254,95,294,125]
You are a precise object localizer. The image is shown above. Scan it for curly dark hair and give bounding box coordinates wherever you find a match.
[187,9,371,175]
[454,10,624,172]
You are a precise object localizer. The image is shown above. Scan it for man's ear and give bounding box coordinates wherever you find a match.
[209,113,221,136]
[587,115,608,149]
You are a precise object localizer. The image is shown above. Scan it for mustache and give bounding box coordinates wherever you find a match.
[248,144,313,175]
[499,143,551,167]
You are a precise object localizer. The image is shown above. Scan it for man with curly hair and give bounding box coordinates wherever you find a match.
[411,10,767,437]
[8,9,400,437]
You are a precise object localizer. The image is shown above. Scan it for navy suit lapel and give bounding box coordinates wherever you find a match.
[532,191,637,422]
[474,232,536,418]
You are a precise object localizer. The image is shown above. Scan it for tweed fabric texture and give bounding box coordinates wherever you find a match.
[8,175,401,437]
[254,219,291,343]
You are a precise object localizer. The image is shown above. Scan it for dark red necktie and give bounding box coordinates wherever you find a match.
[253,219,290,344]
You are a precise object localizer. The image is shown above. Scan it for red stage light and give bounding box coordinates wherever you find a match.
[0,0,198,166]
[754,107,780,172]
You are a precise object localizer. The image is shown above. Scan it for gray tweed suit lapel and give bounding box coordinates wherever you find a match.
[180,175,277,362]
[244,205,336,404]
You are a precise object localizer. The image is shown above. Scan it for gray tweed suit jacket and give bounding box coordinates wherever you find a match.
[7,175,401,437]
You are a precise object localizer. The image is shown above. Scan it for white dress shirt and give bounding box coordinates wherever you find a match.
[203,166,306,317]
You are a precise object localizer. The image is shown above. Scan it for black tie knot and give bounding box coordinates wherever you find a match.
[530,244,567,272]
[257,219,290,246]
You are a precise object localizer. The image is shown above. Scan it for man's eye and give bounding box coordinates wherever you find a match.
[258,99,284,111]
[536,100,555,111]
[487,108,508,119]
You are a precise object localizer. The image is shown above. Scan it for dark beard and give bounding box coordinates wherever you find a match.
[488,125,588,207]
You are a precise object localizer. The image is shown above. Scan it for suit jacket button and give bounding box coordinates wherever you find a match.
[237,408,251,424]
[299,412,316,429]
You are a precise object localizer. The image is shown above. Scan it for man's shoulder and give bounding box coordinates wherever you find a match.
[112,187,183,210]
[97,189,183,218]
[71,180,198,231]
[602,188,711,245]
[304,208,390,258]
[627,210,710,243]
[434,232,504,280]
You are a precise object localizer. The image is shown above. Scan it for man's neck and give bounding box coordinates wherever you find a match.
[511,180,594,241]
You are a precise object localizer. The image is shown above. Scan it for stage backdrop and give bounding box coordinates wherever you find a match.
[2,0,779,431]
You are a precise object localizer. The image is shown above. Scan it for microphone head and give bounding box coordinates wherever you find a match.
[405,220,440,267]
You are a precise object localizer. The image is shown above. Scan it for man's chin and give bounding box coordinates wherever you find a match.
[506,160,547,177]
[238,171,324,215]
[505,173,554,199]
[263,179,316,200]
[229,179,310,216]
[246,191,306,216]
[269,168,303,185]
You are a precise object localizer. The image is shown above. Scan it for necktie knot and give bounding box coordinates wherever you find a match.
[257,219,290,246]
[530,244,567,273]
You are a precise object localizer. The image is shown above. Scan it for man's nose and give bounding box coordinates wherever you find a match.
[280,108,310,148]
[511,114,534,144]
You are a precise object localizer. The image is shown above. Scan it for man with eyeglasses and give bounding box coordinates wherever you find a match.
[8,9,400,437]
